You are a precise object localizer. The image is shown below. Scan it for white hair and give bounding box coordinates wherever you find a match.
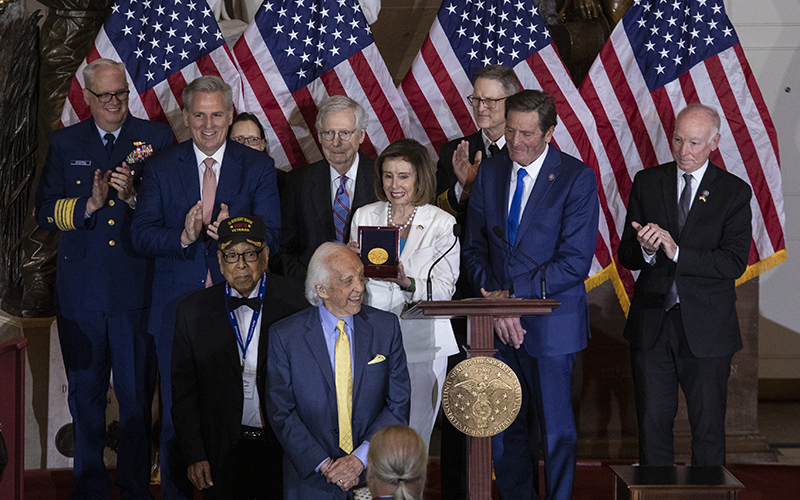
[304,242,349,306]
[83,59,126,89]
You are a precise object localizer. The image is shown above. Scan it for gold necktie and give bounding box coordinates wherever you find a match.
[334,320,353,453]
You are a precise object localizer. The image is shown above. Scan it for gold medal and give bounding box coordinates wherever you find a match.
[368,247,389,265]
[442,357,522,437]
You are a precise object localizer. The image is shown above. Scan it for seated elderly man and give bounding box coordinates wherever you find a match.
[267,242,411,499]
[171,216,308,499]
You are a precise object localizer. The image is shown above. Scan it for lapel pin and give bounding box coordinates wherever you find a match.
[699,190,709,202]
[416,225,424,231]
[548,173,555,181]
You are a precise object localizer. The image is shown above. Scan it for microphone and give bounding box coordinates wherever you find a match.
[491,226,547,300]
[426,224,461,301]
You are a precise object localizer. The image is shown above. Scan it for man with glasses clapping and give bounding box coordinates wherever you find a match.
[34,58,173,499]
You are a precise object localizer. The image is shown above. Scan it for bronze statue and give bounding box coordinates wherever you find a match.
[549,0,634,86]
[1,0,113,317]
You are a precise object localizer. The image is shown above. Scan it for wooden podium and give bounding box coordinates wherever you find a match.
[404,298,560,499]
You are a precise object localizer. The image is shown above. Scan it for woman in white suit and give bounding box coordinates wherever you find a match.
[349,139,459,450]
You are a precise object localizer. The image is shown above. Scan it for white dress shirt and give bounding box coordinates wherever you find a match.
[230,285,264,428]
[328,156,360,204]
[507,143,549,222]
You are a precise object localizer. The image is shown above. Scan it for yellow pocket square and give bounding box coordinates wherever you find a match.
[367,354,386,365]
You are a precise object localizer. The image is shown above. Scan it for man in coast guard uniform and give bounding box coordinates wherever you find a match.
[131,75,280,499]
[34,58,173,499]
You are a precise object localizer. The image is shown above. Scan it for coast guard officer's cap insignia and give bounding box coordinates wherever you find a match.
[548,173,555,181]
[218,215,267,250]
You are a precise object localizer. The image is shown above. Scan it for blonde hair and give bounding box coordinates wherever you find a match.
[367,425,427,500]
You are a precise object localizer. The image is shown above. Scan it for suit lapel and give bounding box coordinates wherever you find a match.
[257,275,281,378]
[304,308,336,394]
[493,157,513,244]
[680,163,717,239]
[516,146,560,243]
[111,116,136,167]
[400,205,433,261]
[309,162,335,241]
[176,141,202,208]
[351,309,372,400]
[216,141,243,219]
[207,285,243,374]
[661,163,680,237]
[351,155,374,209]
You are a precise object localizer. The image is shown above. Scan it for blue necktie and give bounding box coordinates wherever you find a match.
[333,174,350,242]
[508,169,527,246]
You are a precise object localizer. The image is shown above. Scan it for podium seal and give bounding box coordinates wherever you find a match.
[442,357,522,437]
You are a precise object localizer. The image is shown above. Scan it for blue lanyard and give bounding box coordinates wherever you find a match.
[225,274,267,366]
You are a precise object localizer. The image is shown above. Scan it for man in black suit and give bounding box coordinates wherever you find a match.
[276,96,376,281]
[436,65,520,221]
[171,216,308,498]
[619,103,752,466]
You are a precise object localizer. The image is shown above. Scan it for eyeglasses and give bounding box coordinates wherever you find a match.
[221,249,263,264]
[466,95,507,109]
[320,129,357,142]
[87,88,131,104]
[231,136,265,146]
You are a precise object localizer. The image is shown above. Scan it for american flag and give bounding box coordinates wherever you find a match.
[232,0,415,170]
[60,0,243,139]
[399,0,620,288]
[580,0,785,309]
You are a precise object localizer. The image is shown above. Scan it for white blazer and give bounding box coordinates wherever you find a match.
[350,202,460,363]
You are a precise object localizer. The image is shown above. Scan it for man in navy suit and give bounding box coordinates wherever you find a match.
[618,104,752,466]
[266,242,410,499]
[35,58,173,499]
[463,90,599,500]
[435,64,521,500]
[277,96,376,282]
[131,75,280,499]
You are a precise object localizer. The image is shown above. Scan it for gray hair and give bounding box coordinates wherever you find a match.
[304,241,350,306]
[678,103,722,137]
[367,425,427,500]
[474,64,520,97]
[315,95,368,132]
[182,75,233,112]
[83,59,126,89]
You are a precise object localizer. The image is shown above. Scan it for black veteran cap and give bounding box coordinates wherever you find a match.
[218,216,267,250]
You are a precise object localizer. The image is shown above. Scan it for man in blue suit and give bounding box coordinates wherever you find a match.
[131,75,280,499]
[463,90,599,500]
[266,242,410,499]
[35,58,173,499]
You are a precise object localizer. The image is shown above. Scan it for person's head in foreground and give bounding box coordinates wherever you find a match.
[367,425,427,500]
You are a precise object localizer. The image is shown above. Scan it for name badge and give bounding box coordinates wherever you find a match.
[70,160,92,166]
[242,371,257,400]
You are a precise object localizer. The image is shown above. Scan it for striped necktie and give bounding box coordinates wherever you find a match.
[333,174,350,242]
